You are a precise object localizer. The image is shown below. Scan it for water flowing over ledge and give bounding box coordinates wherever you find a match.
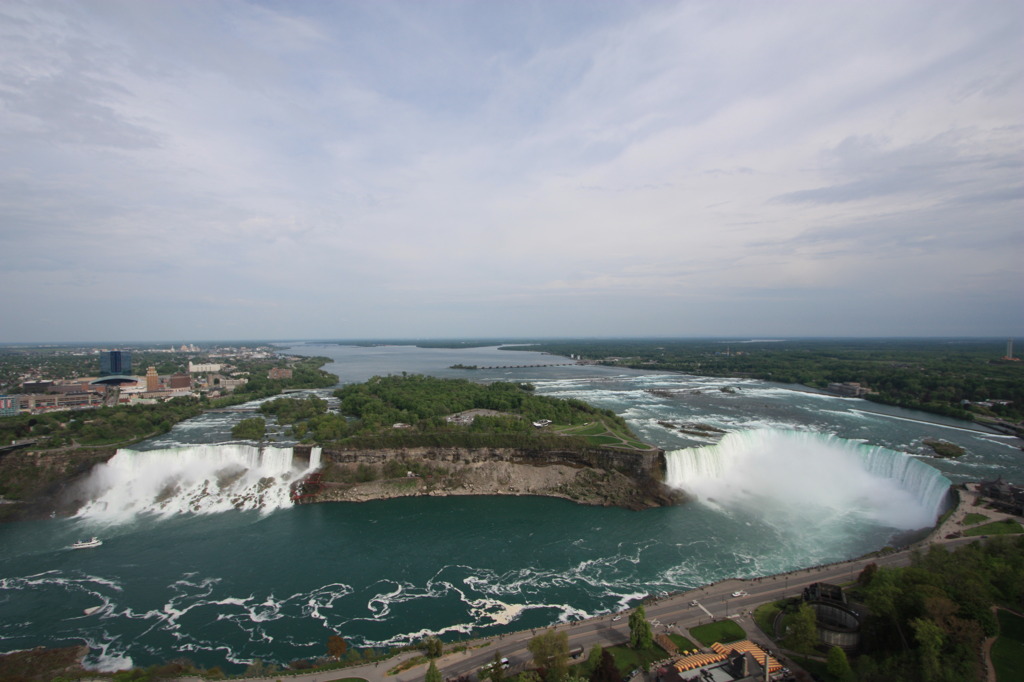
[665,429,951,531]
[75,444,322,520]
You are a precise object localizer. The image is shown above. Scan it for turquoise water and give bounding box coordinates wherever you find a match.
[1,343,1019,672]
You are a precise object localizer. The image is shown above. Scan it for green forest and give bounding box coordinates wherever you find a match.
[841,537,1024,682]
[501,339,1024,423]
[258,374,642,451]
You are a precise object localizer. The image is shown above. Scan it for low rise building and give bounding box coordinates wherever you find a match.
[827,382,872,398]
[188,361,223,374]
[19,392,103,412]
[168,373,192,389]
[979,477,1024,515]
[0,395,18,417]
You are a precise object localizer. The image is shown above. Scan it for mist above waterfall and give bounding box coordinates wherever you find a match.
[665,429,950,532]
[75,444,322,520]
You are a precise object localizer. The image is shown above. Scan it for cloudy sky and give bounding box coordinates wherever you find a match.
[1,0,1021,343]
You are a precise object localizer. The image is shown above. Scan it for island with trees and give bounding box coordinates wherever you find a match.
[261,375,682,510]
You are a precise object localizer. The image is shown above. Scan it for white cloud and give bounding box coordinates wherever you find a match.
[0,0,1021,341]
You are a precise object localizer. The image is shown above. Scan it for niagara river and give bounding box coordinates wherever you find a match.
[1,343,1020,673]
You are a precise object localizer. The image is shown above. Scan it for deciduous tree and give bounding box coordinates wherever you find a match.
[825,646,853,682]
[326,634,347,659]
[426,659,442,682]
[528,629,569,682]
[628,605,653,650]
[589,650,620,682]
[784,602,818,655]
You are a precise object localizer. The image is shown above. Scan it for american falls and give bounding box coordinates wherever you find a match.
[75,444,322,519]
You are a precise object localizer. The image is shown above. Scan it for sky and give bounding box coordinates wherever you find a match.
[1,0,1021,343]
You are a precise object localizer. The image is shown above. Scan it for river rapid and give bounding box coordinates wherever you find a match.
[1,343,1020,672]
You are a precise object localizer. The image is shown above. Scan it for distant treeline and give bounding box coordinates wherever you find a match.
[501,339,1024,422]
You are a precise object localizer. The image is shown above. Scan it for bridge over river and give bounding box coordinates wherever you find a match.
[452,362,581,370]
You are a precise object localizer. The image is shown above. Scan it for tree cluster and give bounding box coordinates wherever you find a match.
[0,399,206,450]
[336,374,625,431]
[259,395,328,423]
[848,537,1024,681]
[230,417,266,441]
[274,375,641,451]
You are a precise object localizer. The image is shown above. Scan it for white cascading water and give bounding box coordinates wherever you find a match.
[75,444,322,520]
[665,429,950,531]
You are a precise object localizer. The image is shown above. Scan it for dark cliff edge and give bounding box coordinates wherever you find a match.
[306,444,687,511]
[0,444,687,522]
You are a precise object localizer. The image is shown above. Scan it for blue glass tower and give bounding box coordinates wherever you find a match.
[99,350,132,376]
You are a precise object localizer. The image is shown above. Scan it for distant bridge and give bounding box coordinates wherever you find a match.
[452,363,581,370]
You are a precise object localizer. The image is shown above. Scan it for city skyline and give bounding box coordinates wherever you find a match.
[1,1,1021,343]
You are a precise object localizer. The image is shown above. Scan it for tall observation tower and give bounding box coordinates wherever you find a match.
[1004,339,1017,361]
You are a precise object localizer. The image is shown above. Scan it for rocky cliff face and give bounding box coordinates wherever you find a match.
[324,444,664,477]
[0,448,113,521]
[313,446,684,510]
[0,444,684,522]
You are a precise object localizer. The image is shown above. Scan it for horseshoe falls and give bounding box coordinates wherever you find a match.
[74,444,322,519]
[665,429,951,532]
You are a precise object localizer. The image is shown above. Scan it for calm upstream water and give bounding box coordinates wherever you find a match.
[1,343,1020,672]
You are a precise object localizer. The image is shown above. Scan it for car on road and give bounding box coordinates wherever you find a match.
[612,615,622,621]
[689,600,698,606]
[731,590,747,597]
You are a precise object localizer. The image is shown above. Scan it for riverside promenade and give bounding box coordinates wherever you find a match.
[177,485,1012,682]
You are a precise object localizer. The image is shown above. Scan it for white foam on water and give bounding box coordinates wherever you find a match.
[666,429,950,531]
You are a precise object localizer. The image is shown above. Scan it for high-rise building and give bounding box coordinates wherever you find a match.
[99,350,132,376]
[146,366,160,392]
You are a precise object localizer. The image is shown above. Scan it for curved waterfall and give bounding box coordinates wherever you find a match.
[665,429,950,531]
[75,444,322,519]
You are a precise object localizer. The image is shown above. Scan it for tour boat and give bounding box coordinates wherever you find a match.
[83,605,103,616]
[71,537,102,549]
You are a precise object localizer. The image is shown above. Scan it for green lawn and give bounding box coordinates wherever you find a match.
[604,645,666,675]
[964,520,1024,537]
[993,610,1024,682]
[753,602,783,637]
[557,420,656,451]
[563,422,606,436]
[964,512,990,525]
[689,621,746,646]
[667,634,696,652]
